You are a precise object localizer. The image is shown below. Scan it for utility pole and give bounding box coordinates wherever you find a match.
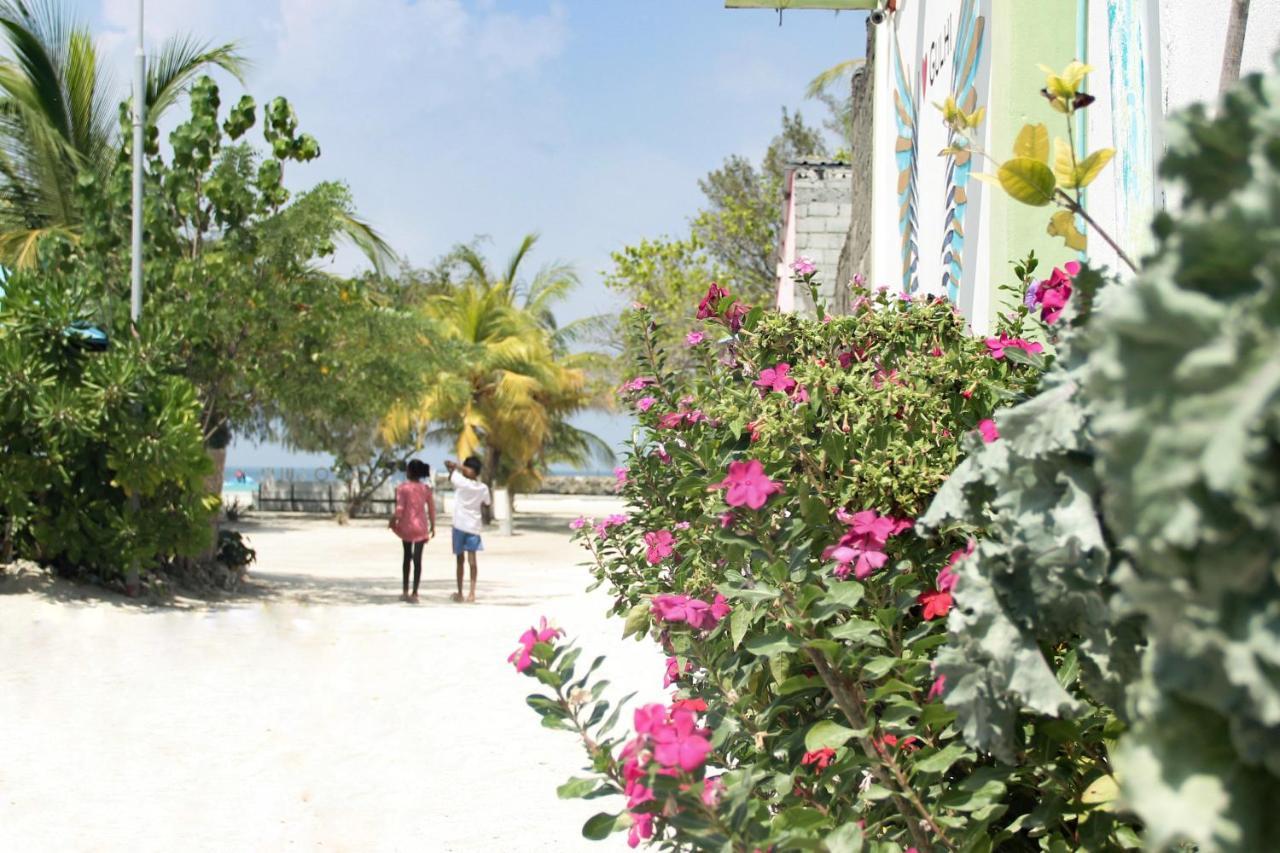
[126,0,145,598]
[1219,0,1251,97]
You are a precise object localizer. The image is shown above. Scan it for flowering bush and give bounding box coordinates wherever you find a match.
[517,271,1103,850]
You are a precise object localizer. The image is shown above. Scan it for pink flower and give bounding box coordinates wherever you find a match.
[627,812,654,848]
[823,509,911,580]
[852,273,867,287]
[634,703,667,736]
[1030,261,1079,324]
[710,594,731,622]
[644,530,676,565]
[685,330,707,346]
[651,709,712,772]
[569,516,589,530]
[711,459,783,510]
[614,466,629,489]
[984,334,1044,360]
[927,675,947,701]
[619,376,657,393]
[719,512,734,529]
[674,521,691,530]
[960,388,974,399]
[651,594,725,631]
[801,748,836,771]
[724,302,749,333]
[790,386,810,405]
[755,362,797,396]
[791,256,817,276]
[825,545,889,580]
[929,345,944,357]
[696,282,729,319]
[978,418,999,443]
[744,421,761,443]
[657,412,685,430]
[879,733,921,751]
[594,513,628,539]
[664,656,693,688]
[636,396,657,412]
[937,564,958,593]
[872,367,902,389]
[507,617,563,672]
[700,776,724,807]
[918,588,953,620]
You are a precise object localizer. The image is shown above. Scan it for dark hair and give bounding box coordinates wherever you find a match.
[406,459,430,481]
[463,455,483,475]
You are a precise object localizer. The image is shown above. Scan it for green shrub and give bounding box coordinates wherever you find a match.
[920,61,1280,850]
[0,264,215,578]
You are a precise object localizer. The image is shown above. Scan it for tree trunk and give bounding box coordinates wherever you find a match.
[481,446,500,526]
[1220,0,1251,97]
[203,445,227,561]
[500,488,514,536]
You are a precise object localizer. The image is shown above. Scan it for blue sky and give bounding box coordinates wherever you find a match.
[84,0,866,469]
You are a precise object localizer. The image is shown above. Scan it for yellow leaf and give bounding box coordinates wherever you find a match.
[1081,774,1120,812]
[1013,123,1050,163]
[1075,148,1115,188]
[997,157,1057,207]
[1053,137,1077,188]
[1048,210,1088,251]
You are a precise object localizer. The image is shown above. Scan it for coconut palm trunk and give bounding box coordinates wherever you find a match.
[1220,0,1252,97]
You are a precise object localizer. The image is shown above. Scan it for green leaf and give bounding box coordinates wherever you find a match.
[823,822,865,853]
[557,777,599,799]
[582,811,625,840]
[997,157,1057,206]
[912,742,969,775]
[804,719,862,751]
[745,631,804,657]
[621,601,650,639]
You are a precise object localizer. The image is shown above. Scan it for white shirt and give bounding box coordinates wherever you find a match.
[450,470,492,534]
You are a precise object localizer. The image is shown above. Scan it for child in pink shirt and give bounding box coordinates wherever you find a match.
[390,459,436,603]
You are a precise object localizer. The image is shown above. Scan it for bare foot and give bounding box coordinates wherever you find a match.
[409,593,420,604]
[400,593,410,602]
[467,593,476,603]
[450,593,464,603]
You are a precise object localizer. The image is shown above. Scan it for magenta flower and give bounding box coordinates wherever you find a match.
[685,330,706,346]
[928,674,947,701]
[627,812,654,848]
[790,386,810,405]
[614,466,629,489]
[825,545,889,580]
[651,593,726,631]
[712,459,783,510]
[664,656,693,688]
[594,513,628,539]
[636,396,657,412]
[507,617,563,672]
[1030,261,1079,323]
[791,256,817,276]
[984,334,1044,360]
[569,516,589,530]
[619,376,657,393]
[978,419,1000,443]
[644,530,676,565]
[634,703,667,736]
[651,708,712,772]
[700,776,724,807]
[823,509,911,580]
[695,282,729,319]
[710,594,731,622]
[719,512,734,529]
[755,362,797,396]
[657,412,685,430]
[724,301,749,333]
[937,564,958,592]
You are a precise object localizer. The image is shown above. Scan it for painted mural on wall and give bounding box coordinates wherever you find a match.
[879,0,991,309]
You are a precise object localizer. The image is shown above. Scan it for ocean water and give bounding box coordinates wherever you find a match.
[222,464,615,490]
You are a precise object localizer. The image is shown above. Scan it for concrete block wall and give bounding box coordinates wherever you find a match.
[788,161,854,315]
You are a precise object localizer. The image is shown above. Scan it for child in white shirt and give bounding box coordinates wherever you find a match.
[445,455,491,602]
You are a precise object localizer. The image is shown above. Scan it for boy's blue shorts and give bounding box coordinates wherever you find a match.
[452,528,484,555]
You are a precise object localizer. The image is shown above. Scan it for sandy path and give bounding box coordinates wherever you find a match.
[0,504,664,852]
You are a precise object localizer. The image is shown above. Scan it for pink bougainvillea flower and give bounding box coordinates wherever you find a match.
[671,697,708,713]
[918,588,953,620]
[651,709,712,772]
[696,283,729,319]
[984,333,1044,360]
[928,675,947,701]
[801,748,837,772]
[978,418,1000,443]
[685,330,707,346]
[644,530,676,565]
[791,256,817,276]
[712,459,783,510]
[636,396,658,412]
[755,362,798,396]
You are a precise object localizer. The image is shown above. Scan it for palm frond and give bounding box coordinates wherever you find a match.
[146,36,249,117]
[332,208,397,276]
[503,231,539,294]
[806,58,866,99]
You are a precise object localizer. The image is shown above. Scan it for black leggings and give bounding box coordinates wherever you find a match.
[402,540,424,594]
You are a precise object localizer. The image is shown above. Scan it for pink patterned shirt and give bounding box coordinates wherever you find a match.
[393,481,434,542]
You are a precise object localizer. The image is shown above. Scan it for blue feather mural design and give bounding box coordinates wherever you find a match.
[891,19,919,295]
[941,0,985,304]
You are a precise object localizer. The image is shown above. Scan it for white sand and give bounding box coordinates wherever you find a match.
[0,501,666,852]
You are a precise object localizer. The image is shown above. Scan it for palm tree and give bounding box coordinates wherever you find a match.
[384,235,614,532]
[0,0,252,266]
